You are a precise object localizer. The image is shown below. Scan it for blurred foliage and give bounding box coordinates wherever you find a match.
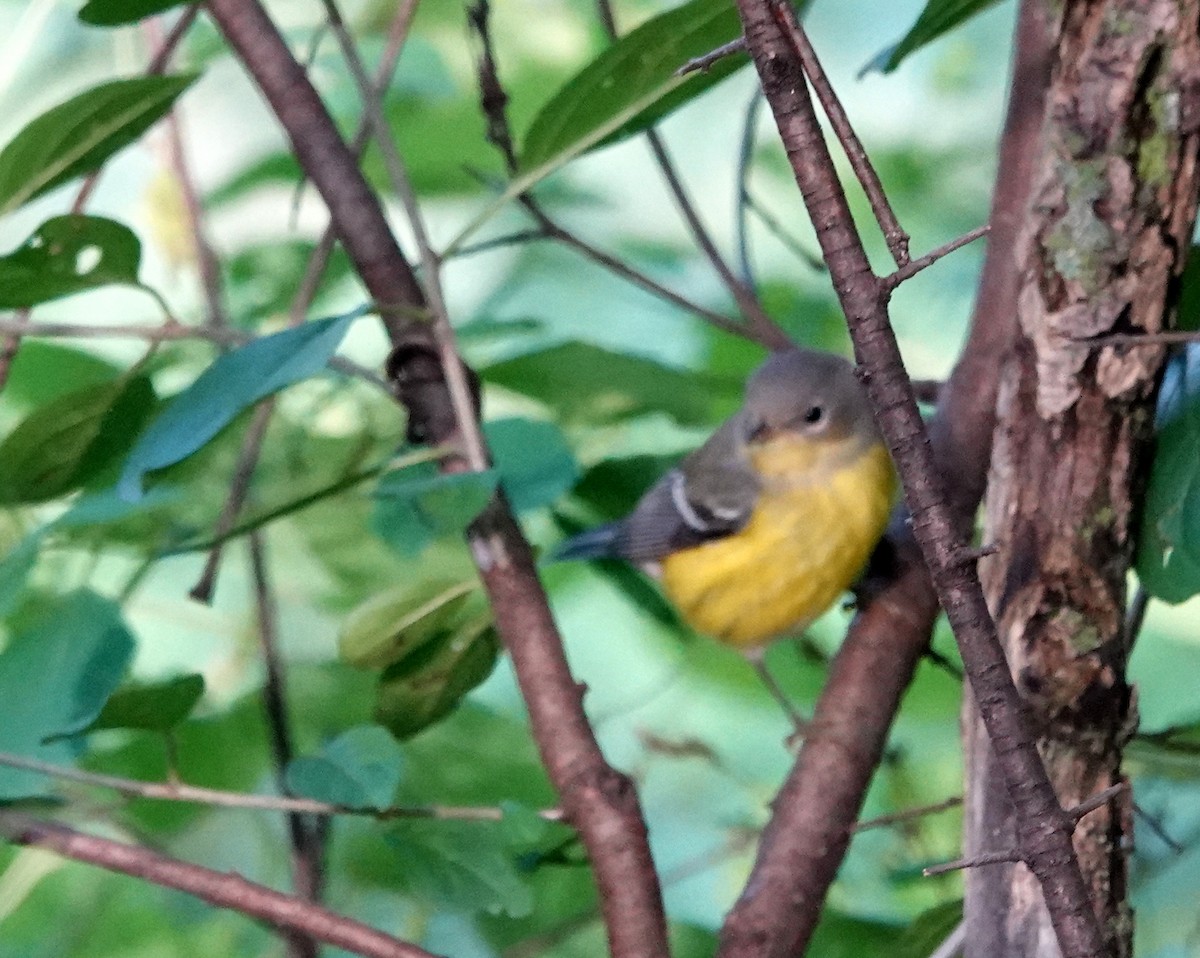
[0,1,1194,957]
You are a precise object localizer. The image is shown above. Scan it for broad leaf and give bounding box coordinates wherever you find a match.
[372,465,499,556]
[285,725,405,810]
[447,0,767,251]
[0,74,196,214]
[118,308,365,499]
[373,612,499,739]
[1,340,122,409]
[866,0,1004,74]
[78,0,187,26]
[486,417,579,512]
[0,533,41,619]
[386,819,534,917]
[481,341,741,426]
[0,216,142,308]
[0,374,155,504]
[85,674,205,733]
[1136,345,1200,602]
[0,590,135,799]
[339,579,479,670]
[520,0,748,170]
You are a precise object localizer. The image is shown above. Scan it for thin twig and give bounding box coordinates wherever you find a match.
[0,318,387,389]
[923,783,1128,877]
[468,2,768,346]
[745,188,825,271]
[882,225,991,291]
[0,812,443,958]
[853,796,962,833]
[596,0,789,348]
[0,751,563,822]
[677,36,748,76]
[322,0,487,470]
[1085,330,1200,346]
[777,12,910,266]
[1133,802,1184,854]
[190,400,276,605]
[736,91,764,287]
[923,848,1021,877]
[249,532,326,943]
[286,0,420,325]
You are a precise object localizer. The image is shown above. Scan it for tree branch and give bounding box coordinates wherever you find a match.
[0,812,441,958]
[718,5,1106,958]
[202,5,669,956]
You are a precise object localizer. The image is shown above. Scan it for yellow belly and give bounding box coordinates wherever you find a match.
[659,442,895,648]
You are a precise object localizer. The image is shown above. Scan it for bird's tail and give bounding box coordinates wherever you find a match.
[549,522,623,561]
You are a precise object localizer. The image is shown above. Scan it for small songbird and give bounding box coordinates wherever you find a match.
[554,348,897,662]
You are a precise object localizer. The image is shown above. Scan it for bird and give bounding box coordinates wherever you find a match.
[553,347,897,723]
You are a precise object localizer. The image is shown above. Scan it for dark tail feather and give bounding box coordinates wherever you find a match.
[549,522,623,562]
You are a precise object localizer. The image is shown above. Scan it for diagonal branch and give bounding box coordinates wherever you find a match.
[0,812,440,958]
[202,5,669,956]
[719,5,1106,958]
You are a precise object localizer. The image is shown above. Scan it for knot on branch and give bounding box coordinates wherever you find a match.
[386,343,481,444]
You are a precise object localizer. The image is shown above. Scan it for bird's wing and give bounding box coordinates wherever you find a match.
[607,417,760,561]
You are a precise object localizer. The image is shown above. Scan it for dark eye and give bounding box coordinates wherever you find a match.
[803,406,824,424]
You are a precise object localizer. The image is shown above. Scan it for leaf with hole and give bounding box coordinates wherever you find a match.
[1136,345,1200,602]
[0,590,135,799]
[0,216,143,308]
[118,307,365,500]
[0,374,155,504]
[285,725,405,810]
[386,819,534,917]
[864,0,1004,74]
[78,0,188,26]
[0,74,196,214]
[84,674,205,733]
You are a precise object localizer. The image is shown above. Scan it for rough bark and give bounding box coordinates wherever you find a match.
[965,3,1200,956]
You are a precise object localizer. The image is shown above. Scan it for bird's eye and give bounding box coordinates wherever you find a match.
[803,406,824,424]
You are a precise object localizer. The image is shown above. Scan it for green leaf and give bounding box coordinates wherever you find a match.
[85,674,205,733]
[1,341,122,409]
[486,417,579,512]
[0,216,142,308]
[481,342,741,427]
[118,308,365,499]
[0,74,197,214]
[1137,345,1200,601]
[521,0,748,171]
[386,819,534,917]
[372,465,499,556]
[0,374,155,504]
[867,0,1004,74]
[78,0,187,26]
[374,612,500,740]
[285,725,405,810]
[339,578,479,670]
[0,590,135,799]
[0,533,42,619]
[447,0,764,251]
[893,899,964,958]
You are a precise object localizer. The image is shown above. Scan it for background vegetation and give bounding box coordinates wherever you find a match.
[0,1,1197,956]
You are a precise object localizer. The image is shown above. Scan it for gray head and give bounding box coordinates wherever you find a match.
[740,348,878,446]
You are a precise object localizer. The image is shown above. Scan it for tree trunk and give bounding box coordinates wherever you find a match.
[964,2,1200,956]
